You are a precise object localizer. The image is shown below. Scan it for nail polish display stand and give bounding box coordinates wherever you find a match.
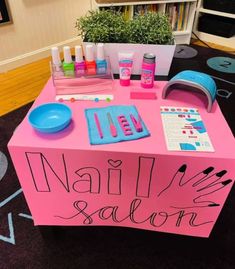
[51,57,114,101]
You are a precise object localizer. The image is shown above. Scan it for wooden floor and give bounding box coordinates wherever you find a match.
[0,40,234,116]
[0,56,51,116]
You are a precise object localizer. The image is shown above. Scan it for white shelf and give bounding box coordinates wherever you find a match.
[92,0,197,45]
[198,7,235,19]
[193,31,235,50]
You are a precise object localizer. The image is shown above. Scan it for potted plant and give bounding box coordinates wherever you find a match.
[75,10,175,75]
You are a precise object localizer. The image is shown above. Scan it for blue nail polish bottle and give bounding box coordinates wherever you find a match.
[96,43,107,74]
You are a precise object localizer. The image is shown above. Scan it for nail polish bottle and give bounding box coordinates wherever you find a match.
[51,47,63,76]
[85,44,96,75]
[96,43,107,74]
[62,46,74,76]
[75,45,85,76]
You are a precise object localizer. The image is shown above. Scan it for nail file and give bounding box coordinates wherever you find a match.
[94,113,103,139]
[130,90,157,100]
[107,112,117,137]
[117,115,133,136]
[130,114,143,132]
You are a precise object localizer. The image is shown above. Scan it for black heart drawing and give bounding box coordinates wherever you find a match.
[0,151,8,181]
[108,159,122,168]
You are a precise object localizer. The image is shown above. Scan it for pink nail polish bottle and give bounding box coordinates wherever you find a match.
[140,53,156,89]
[75,45,85,76]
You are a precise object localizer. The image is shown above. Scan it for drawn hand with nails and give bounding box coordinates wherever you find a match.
[158,164,232,209]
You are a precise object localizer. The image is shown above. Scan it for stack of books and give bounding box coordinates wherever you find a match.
[165,2,190,31]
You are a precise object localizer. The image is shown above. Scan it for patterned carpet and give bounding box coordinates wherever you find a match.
[0,45,235,268]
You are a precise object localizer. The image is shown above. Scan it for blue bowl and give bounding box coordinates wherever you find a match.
[28,103,72,133]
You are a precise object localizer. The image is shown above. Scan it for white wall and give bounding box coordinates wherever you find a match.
[0,0,91,72]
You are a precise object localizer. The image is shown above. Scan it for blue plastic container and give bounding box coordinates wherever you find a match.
[28,103,72,133]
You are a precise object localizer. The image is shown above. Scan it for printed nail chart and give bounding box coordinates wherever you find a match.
[161,106,214,152]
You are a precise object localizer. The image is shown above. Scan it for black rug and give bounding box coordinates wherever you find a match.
[0,45,235,269]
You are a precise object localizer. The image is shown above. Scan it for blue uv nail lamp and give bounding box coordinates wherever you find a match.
[162,71,217,112]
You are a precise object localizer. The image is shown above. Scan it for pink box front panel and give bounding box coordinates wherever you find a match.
[9,147,234,237]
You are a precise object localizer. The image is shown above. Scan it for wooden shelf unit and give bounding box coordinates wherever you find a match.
[193,0,235,49]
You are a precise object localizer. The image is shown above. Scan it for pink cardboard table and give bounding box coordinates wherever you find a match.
[8,79,235,237]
